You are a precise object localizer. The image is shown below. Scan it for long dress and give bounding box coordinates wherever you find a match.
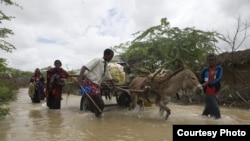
[30,75,45,103]
[46,68,69,109]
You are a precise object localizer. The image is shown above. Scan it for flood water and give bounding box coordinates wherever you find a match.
[0,88,249,141]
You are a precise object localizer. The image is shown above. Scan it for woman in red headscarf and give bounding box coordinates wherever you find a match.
[46,60,75,109]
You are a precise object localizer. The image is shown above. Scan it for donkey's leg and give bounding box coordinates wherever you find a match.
[155,97,164,116]
[158,104,171,120]
[156,96,171,120]
[129,92,137,110]
[137,99,144,111]
[159,107,164,116]
[156,102,171,119]
[164,106,171,120]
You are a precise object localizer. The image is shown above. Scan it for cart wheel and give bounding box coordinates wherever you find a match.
[80,96,90,112]
[116,92,131,107]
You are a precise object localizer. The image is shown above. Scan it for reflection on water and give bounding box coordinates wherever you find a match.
[29,110,43,118]
[46,110,64,140]
[0,88,249,141]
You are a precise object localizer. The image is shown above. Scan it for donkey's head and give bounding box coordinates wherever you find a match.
[181,69,203,95]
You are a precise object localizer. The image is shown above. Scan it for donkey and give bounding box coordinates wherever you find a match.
[128,67,203,120]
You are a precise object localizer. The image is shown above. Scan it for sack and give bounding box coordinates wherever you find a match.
[28,83,35,98]
[119,72,126,85]
[109,66,126,85]
[81,78,100,95]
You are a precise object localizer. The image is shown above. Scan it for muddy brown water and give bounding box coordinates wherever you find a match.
[0,88,249,141]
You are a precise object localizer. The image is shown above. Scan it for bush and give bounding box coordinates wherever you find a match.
[0,77,17,117]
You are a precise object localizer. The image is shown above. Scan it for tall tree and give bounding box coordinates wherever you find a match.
[112,18,224,72]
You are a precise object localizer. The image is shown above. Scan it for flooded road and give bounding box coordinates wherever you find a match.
[0,88,249,141]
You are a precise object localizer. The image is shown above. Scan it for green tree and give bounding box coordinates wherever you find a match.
[112,18,224,72]
[0,0,21,116]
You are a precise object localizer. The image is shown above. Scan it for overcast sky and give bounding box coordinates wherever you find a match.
[1,0,250,72]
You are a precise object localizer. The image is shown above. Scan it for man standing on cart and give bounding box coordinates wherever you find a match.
[77,48,114,117]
